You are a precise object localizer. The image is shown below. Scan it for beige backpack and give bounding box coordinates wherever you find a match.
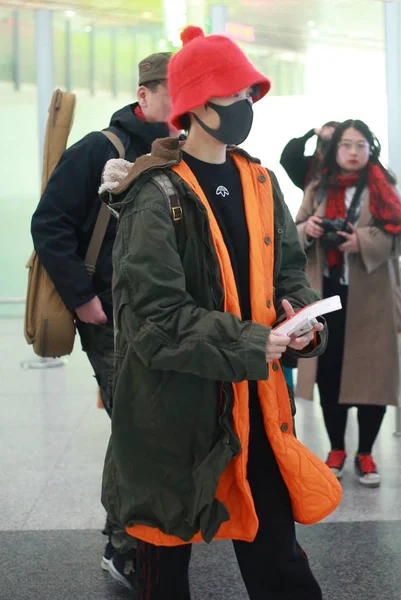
[24,89,125,358]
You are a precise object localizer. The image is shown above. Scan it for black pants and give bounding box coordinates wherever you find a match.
[76,320,115,416]
[317,277,386,454]
[136,398,322,600]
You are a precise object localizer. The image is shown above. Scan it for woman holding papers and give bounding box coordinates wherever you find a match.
[296,119,401,488]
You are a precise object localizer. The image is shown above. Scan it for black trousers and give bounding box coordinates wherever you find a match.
[317,277,386,454]
[136,397,322,600]
[76,320,115,416]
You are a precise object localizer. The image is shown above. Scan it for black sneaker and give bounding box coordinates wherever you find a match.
[108,551,137,591]
[101,541,115,571]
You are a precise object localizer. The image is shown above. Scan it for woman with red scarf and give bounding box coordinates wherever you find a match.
[296,119,401,489]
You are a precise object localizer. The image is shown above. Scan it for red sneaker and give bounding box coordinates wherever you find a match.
[326,450,347,479]
[355,454,380,488]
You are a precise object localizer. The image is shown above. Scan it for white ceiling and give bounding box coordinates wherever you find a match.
[0,0,386,48]
[229,0,384,50]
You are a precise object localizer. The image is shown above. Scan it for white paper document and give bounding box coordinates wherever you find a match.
[273,295,342,337]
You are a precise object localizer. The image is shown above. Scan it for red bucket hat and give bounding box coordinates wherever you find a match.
[168,26,271,130]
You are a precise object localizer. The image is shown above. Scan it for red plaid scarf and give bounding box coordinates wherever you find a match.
[325,163,401,269]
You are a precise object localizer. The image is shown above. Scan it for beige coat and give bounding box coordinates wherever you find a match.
[296,184,401,407]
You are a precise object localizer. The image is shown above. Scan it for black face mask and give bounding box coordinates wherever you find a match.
[192,99,254,146]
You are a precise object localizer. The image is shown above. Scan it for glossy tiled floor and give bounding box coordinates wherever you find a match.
[1,318,401,599]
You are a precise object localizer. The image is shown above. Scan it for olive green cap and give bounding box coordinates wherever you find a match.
[138,52,171,86]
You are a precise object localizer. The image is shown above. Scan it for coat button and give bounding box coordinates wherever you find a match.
[277,228,283,234]
[258,175,266,183]
[272,363,279,372]
[266,299,272,308]
[264,236,271,245]
[281,423,289,433]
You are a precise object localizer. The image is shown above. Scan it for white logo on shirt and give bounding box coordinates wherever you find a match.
[216,186,229,197]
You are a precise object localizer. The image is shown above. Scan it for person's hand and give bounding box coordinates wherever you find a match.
[266,331,291,363]
[338,224,360,253]
[75,296,108,325]
[305,215,324,239]
[320,126,336,140]
[282,300,324,352]
[315,126,335,140]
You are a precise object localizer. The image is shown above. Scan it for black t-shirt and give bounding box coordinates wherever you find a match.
[182,151,251,321]
[182,151,263,432]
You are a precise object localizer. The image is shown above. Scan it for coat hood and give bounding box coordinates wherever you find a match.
[99,138,184,208]
[109,103,170,150]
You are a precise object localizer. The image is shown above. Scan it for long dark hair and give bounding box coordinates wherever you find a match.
[320,119,396,188]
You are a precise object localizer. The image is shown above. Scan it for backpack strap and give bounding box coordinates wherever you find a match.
[104,126,131,156]
[85,130,126,278]
[151,172,183,236]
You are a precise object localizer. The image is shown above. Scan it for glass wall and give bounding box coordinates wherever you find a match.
[0,0,388,316]
[0,7,162,316]
[1,8,40,316]
[215,1,387,214]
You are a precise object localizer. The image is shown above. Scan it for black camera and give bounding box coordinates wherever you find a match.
[320,218,352,251]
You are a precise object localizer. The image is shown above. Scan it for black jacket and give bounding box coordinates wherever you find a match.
[280,129,316,191]
[31,103,169,319]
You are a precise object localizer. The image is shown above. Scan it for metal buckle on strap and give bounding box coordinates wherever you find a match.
[171,206,183,221]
